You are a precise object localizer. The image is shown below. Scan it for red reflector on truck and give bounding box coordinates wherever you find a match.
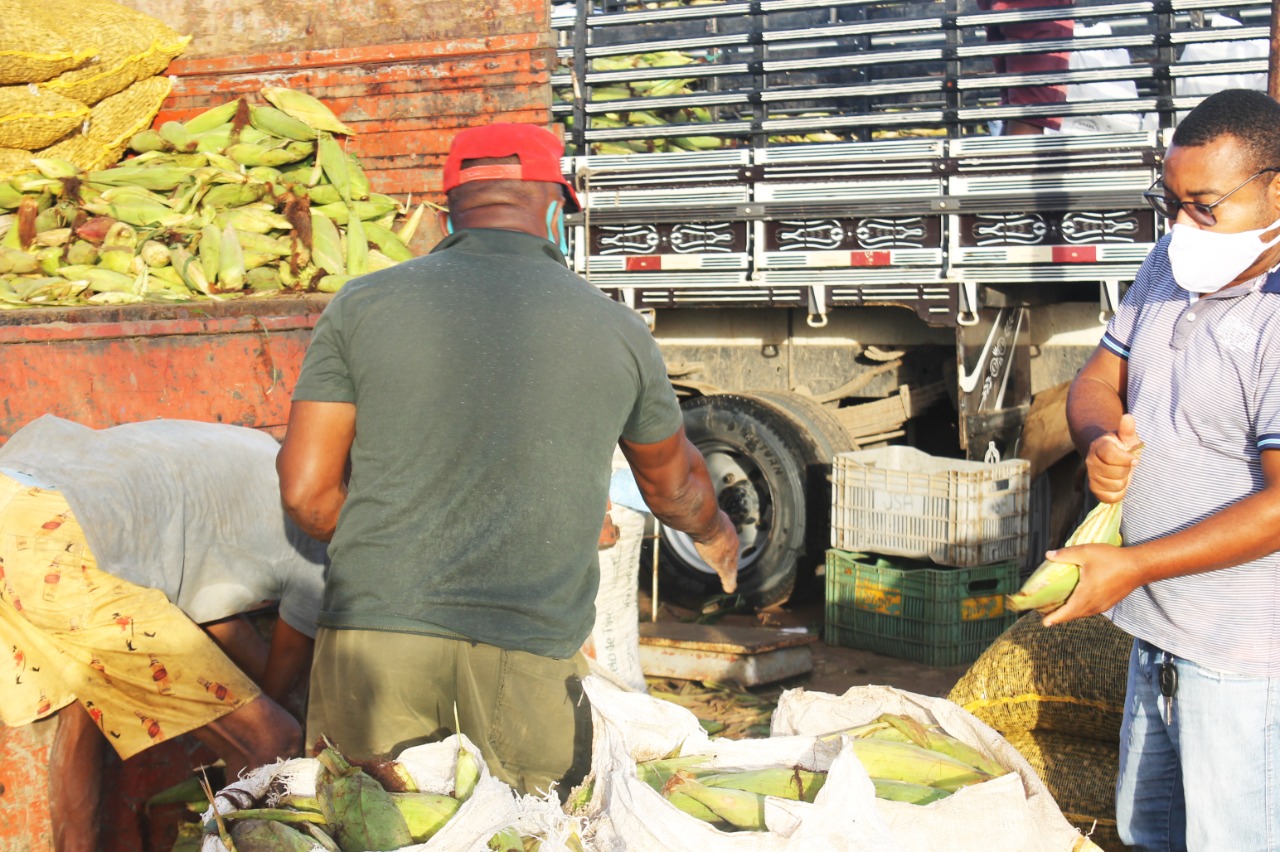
[850,251,891,267]
[625,256,662,271]
[1053,246,1098,263]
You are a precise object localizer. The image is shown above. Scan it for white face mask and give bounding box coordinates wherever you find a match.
[1167,215,1280,294]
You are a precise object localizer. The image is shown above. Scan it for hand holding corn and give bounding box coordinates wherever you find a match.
[1085,414,1143,504]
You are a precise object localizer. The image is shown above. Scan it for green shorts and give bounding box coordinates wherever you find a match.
[306,628,592,798]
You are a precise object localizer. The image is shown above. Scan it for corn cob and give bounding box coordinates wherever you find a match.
[872,778,952,805]
[317,133,351,204]
[848,738,993,790]
[664,772,767,831]
[201,183,270,210]
[0,247,39,275]
[390,792,460,842]
[170,246,213,295]
[249,104,320,142]
[357,223,412,262]
[225,141,315,168]
[344,206,368,276]
[245,265,283,292]
[315,743,414,851]
[184,99,245,136]
[158,121,197,153]
[129,129,170,154]
[396,202,429,245]
[699,767,826,803]
[635,754,713,792]
[1007,495,1127,613]
[218,225,246,291]
[314,197,399,224]
[869,714,1006,779]
[226,818,318,851]
[57,265,136,294]
[310,209,345,276]
[214,206,293,234]
[262,87,356,135]
[454,747,481,802]
[33,228,71,248]
[88,165,195,192]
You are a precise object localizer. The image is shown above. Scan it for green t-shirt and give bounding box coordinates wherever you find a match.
[292,228,682,658]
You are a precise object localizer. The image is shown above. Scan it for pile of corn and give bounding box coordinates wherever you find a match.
[204,741,565,851]
[0,87,427,308]
[0,0,190,178]
[636,712,1008,832]
[555,48,845,155]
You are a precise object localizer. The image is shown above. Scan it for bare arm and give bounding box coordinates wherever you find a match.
[1044,450,1280,626]
[620,426,740,592]
[277,400,356,542]
[1066,346,1141,503]
[259,617,315,719]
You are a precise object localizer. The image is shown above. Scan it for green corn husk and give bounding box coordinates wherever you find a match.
[316,743,413,851]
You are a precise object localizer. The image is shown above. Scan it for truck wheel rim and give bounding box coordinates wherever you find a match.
[664,442,769,576]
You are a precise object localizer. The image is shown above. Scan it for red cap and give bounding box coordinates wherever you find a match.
[442,123,581,212]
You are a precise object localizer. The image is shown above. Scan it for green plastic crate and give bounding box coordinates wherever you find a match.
[823,549,1019,667]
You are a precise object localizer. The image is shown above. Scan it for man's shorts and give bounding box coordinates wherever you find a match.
[307,628,592,798]
[0,473,261,759]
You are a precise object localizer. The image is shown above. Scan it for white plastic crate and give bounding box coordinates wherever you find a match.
[830,446,1030,568]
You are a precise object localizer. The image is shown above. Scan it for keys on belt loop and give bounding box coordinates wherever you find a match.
[1159,655,1178,726]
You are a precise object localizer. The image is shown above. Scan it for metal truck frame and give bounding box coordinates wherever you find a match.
[550,0,1273,607]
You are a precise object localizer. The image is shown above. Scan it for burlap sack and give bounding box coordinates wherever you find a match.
[0,1,94,86]
[39,75,172,172]
[947,614,1133,741]
[34,0,189,106]
[1002,730,1126,852]
[0,86,89,150]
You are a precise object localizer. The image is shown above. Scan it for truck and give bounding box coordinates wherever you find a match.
[547,0,1275,608]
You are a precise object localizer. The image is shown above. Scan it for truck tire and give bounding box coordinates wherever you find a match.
[741,390,857,598]
[657,392,848,611]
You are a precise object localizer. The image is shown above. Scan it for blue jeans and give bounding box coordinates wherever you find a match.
[1116,638,1280,851]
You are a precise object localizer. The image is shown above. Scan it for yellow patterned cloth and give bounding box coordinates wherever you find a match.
[0,474,260,759]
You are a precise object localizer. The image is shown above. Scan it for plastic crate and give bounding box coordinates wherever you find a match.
[831,445,1029,568]
[823,549,1019,667]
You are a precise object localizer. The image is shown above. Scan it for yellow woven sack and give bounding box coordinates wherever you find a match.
[1003,730,1122,852]
[0,1,95,86]
[34,0,189,106]
[39,75,172,173]
[0,86,89,150]
[947,612,1132,741]
[0,147,35,182]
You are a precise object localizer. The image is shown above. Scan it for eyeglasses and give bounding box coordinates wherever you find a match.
[1144,167,1280,226]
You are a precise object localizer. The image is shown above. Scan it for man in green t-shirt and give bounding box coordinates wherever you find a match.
[277,123,739,796]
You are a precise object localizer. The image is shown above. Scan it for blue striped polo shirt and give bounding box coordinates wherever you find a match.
[1101,235,1280,676]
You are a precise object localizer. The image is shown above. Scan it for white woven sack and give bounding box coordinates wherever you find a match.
[200,734,578,852]
[588,503,647,692]
[581,675,900,851]
[769,685,1093,852]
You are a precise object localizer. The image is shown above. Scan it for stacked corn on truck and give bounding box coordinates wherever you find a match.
[549,0,1274,611]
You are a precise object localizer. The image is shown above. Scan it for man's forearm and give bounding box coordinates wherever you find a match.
[640,441,724,541]
[1126,483,1280,586]
[1066,374,1125,457]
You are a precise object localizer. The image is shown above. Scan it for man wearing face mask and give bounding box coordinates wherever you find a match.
[276,123,740,796]
[1045,88,1280,848]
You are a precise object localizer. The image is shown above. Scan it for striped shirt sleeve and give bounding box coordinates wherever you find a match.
[1254,308,1280,452]
[1103,239,1166,360]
